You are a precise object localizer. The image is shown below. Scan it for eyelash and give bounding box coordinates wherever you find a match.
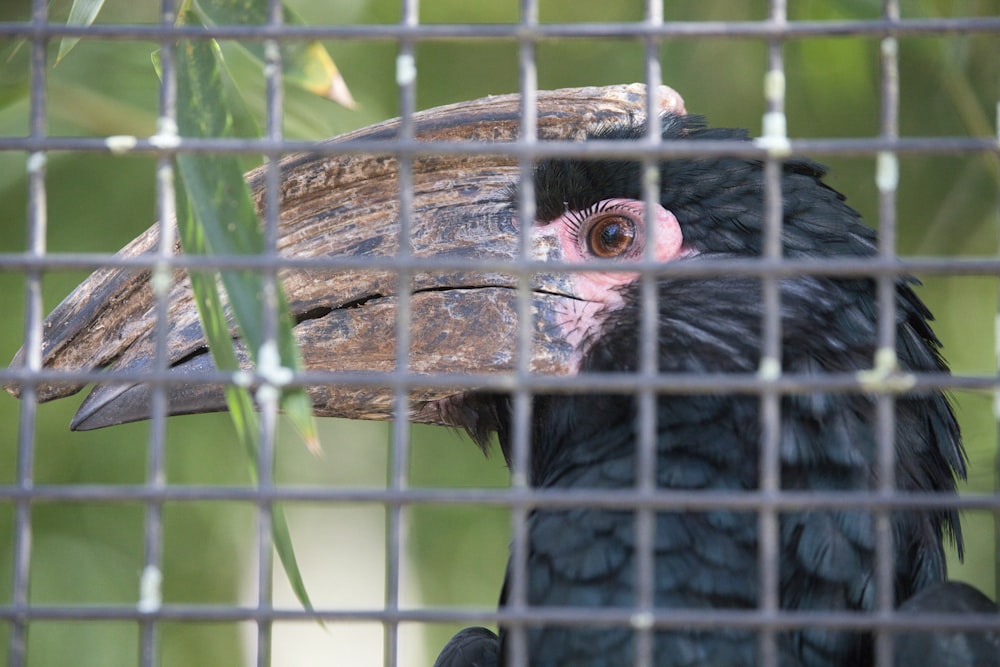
[564,200,640,245]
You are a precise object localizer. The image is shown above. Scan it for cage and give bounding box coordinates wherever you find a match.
[0,1,998,666]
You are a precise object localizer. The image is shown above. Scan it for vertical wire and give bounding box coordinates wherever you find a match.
[995,88,1000,604]
[634,4,664,666]
[510,1,539,663]
[9,1,49,665]
[139,1,180,665]
[758,2,788,665]
[874,3,901,666]
[387,0,419,664]
[256,2,287,665]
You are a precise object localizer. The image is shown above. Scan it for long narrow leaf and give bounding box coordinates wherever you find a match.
[178,182,313,614]
[0,40,29,112]
[174,16,318,612]
[177,185,261,451]
[194,0,356,107]
[56,0,107,65]
[174,21,318,445]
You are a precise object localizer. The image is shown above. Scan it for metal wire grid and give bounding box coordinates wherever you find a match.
[2,1,999,666]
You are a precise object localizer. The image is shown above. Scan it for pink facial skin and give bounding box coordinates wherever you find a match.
[530,198,689,358]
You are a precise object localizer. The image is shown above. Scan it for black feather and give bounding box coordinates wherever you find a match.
[433,627,499,667]
[894,581,1000,667]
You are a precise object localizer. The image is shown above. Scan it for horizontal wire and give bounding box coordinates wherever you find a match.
[0,602,995,633]
[4,368,999,394]
[0,484,996,512]
[1,16,999,41]
[0,135,996,158]
[3,253,1000,279]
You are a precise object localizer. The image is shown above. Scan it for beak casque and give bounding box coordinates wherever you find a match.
[5,84,685,430]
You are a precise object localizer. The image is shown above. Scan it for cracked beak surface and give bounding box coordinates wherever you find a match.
[4,84,685,430]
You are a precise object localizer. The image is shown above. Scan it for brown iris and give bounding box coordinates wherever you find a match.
[586,212,638,258]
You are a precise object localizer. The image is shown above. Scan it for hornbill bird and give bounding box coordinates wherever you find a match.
[5,84,998,666]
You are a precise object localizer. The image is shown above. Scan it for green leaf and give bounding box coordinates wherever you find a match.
[179,184,261,452]
[283,40,357,109]
[174,14,319,613]
[280,386,320,455]
[56,0,107,65]
[269,496,316,615]
[0,40,29,112]
[214,49,263,140]
[193,0,356,108]
[179,181,317,618]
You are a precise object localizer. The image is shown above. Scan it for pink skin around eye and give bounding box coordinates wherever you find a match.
[530,198,690,356]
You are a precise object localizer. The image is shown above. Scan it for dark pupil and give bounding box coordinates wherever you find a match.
[590,215,635,257]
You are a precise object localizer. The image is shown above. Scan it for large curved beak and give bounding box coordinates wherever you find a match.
[5,84,685,430]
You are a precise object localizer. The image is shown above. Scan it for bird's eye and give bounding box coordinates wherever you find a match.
[585,212,638,258]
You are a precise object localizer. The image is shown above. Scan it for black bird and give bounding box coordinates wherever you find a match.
[5,85,997,666]
[433,115,997,667]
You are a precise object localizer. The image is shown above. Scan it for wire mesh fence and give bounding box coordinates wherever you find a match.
[0,1,999,666]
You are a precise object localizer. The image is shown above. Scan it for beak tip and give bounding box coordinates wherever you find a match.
[70,353,232,430]
[70,384,137,431]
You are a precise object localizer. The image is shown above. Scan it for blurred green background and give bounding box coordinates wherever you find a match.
[0,1,997,666]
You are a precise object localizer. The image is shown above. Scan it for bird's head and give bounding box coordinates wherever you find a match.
[6,84,694,434]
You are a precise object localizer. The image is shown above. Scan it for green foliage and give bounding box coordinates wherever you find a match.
[195,0,356,107]
[56,0,106,64]
[171,9,321,616]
